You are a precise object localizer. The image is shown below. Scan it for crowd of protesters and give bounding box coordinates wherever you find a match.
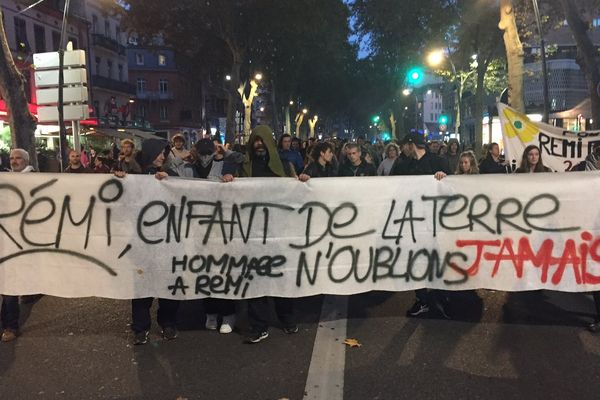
[2,126,600,345]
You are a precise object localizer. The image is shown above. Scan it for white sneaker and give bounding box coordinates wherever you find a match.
[205,314,218,330]
[219,315,236,334]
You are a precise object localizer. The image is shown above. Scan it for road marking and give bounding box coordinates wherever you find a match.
[304,295,348,400]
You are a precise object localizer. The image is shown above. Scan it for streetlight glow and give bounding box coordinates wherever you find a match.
[259,106,265,112]
[289,100,294,105]
[302,108,308,114]
[255,73,263,81]
[225,75,231,81]
[427,49,445,67]
[402,88,412,96]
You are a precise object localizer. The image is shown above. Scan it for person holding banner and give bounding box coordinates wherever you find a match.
[479,143,509,174]
[390,133,452,318]
[1,149,35,342]
[299,142,338,180]
[455,151,479,175]
[115,139,181,345]
[238,126,298,344]
[515,145,552,173]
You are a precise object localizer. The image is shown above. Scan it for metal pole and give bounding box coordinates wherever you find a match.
[532,0,550,123]
[58,0,71,170]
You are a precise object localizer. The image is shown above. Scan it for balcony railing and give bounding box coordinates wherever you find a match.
[91,75,136,94]
[91,33,126,55]
[135,90,174,100]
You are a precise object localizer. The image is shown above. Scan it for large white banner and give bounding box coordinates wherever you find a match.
[1,173,600,299]
[499,103,600,171]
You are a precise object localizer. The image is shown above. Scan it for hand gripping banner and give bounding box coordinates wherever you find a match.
[0,173,599,299]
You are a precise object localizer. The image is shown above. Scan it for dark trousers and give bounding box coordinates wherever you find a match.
[594,292,600,321]
[131,298,179,333]
[415,289,449,305]
[248,297,295,333]
[205,298,235,316]
[1,296,19,330]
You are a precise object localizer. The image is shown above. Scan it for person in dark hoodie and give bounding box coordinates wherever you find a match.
[236,126,298,343]
[391,132,451,319]
[116,139,180,345]
[443,139,460,174]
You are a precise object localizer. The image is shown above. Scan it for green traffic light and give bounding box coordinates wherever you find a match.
[438,114,449,124]
[372,115,380,123]
[407,67,423,84]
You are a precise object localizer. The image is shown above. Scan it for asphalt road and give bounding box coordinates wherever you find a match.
[0,290,599,400]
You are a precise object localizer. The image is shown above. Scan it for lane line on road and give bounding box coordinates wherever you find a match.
[303,295,349,400]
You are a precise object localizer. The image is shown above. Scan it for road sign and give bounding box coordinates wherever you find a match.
[33,48,88,123]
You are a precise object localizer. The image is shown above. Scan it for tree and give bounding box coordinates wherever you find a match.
[558,0,600,128]
[0,10,37,167]
[499,0,525,112]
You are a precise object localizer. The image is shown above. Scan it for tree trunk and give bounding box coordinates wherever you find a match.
[498,0,525,113]
[389,112,397,139]
[269,79,281,135]
[225,58,242,144]
[0,11,37,168]
[284,105,291,135]
[559,0,600,129]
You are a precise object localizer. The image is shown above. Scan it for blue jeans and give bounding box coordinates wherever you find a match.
[1,296,19,330]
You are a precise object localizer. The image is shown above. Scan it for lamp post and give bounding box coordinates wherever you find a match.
[427,49,477,139]
[532,0,550,123]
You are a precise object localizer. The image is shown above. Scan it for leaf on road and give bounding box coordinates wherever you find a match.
[343,338,362,348]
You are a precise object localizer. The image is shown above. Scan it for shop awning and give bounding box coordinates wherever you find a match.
[550,98,591,119]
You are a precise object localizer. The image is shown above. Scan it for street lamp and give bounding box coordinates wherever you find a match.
[254,73,263,81]
[225,75,232,81]
[402,88,412,96]
[426,48,477,138]
[302,108,308,114]
[289,100,294,105]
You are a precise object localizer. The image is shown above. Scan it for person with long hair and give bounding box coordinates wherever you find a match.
[515,144,552,173]
[455,151,479,175]
[377,142,400,176]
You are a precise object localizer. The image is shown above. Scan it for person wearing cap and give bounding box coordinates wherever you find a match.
[187,138,244,181]
[391,132,452,319]
[115,139,180,344]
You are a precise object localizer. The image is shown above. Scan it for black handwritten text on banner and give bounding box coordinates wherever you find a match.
[0,173,599,299]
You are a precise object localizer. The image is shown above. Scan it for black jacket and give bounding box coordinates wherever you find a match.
[338,160,377,177]
[302,161,338,178]
[391,151,450,176]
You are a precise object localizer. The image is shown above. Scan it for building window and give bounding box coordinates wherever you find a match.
[159,78,169,94]
[158,54,166,66]
[14,17,29,51]
[136,53,144,65]
[34,24,46,53]
[118,64,123,81]
[116,26,121,43]
[52,31,61,51]
[92,15,98,33]
[139,105,147,118]
[107,60,113,79]
[95,57,101,75]
[136,78,146,94]
[594,18,600,28]
[160,105,168,121]
[105,20,110,37]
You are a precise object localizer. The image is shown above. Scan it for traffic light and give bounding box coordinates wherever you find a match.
[372,115,380,123]
[406,67,424,85]
[438,114,449,124]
